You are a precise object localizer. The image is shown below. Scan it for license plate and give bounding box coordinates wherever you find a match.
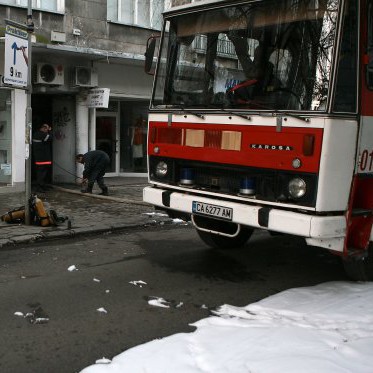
[192,201,233,221]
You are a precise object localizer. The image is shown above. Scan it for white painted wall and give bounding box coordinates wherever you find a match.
[12,89,27,186]
[95,62,153,99]
[52,97,76,183]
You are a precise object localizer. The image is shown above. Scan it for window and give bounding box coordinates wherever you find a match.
[107,0,171,30]
[153,0,339,112]
[333,0,358,112]
[0,0,64,12]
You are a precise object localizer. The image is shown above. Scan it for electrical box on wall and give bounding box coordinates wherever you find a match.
[51,31,66,43]
[35,63,64,85]
[74,67,98,87]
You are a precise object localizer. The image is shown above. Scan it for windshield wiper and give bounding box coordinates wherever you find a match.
[260,110,310,123]
[160,105,205,119]
[230,101,309,122]
[155,104,253,121]
[279,111,310,123]
[155,104,309,122]
[205,104,252,121]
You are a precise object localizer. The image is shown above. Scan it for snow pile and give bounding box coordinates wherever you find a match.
[148,297,170,308]
[81,282,373,373]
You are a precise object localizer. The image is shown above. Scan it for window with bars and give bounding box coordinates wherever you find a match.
[0,0,64,12]
[107,0,170,30]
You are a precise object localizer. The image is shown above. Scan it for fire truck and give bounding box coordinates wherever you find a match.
[143,0,373,280]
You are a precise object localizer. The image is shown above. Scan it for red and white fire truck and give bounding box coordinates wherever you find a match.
[144,0,373,280]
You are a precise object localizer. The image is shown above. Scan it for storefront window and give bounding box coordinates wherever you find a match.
[96,102,119,174]
[96,100,148,174]
[120,101,148,173]
[0,90,12,186]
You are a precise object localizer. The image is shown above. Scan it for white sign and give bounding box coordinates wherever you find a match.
[1,163,12,176]
[86,88,110,108]
[4,22,29,87]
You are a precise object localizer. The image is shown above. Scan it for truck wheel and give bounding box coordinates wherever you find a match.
[196,227,253,249]
[342,244,373,281]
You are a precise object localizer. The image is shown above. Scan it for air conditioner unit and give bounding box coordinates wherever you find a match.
[35,63,64,85]
[74,67,98,87]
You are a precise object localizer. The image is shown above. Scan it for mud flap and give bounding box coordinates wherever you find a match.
[344,176,373,256]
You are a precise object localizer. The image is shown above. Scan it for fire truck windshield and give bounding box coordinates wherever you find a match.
[152,0,340,112]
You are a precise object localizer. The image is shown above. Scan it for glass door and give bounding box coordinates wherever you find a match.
[96,112,119,175]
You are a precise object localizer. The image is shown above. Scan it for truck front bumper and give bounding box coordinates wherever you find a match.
[143,186,347,252]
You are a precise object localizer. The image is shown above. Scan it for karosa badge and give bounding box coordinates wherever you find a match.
[250,144,293,151]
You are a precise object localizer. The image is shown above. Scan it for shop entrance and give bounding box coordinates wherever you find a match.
[96,112,119,175]
[119,101,148,174]
[0,90,12,187]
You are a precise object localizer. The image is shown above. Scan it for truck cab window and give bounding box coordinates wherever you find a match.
[152,0,339,112]
[333,0,358,112]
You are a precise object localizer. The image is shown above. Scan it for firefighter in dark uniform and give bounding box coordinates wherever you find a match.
[32,123,52,192]
[75,150,110,196]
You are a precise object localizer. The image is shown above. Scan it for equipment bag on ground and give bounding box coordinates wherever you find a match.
[1,195,67,226]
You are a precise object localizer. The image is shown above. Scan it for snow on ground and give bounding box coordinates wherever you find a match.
[148,297,170,308]
[81,282,373,373]
[129,280,147,287]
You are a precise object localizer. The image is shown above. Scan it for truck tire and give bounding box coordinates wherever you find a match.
[196,227,253,249]
[342,243,373,281]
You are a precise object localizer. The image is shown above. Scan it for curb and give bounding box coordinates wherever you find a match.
[0,216,174,249]
[52,186,150,206]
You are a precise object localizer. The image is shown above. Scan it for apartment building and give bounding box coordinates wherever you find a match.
[0,0,173,192]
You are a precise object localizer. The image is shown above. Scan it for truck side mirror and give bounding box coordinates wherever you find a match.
[145,36,159,75]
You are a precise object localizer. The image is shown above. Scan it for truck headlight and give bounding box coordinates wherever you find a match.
[155,161,168,177]
[288,178,306,198]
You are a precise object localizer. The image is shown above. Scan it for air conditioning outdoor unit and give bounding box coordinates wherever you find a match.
[35,63,64,85]
[74,67,98,87]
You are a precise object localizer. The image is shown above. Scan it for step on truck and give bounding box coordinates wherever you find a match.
[143,0,373,280]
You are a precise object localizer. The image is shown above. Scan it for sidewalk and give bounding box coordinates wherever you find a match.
[0,177,172,249]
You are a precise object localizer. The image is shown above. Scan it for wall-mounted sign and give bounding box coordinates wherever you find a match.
[1,163,12,176]
[86,88,110,108]
[4,21,29,87]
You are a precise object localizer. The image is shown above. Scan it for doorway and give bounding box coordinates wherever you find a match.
[96,112,119,175]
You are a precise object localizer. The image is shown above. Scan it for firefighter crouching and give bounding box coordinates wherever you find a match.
[75,150,110,196]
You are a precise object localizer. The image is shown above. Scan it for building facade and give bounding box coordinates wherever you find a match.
[0,0,176,193]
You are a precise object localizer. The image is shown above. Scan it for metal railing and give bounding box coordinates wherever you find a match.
[192,35,237,58]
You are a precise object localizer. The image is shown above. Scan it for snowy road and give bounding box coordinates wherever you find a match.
[0,224,347,372]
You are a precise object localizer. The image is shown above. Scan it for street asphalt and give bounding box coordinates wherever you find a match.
[0,177,172,249]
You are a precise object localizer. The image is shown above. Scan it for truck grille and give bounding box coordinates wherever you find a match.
[149,156,317,207]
